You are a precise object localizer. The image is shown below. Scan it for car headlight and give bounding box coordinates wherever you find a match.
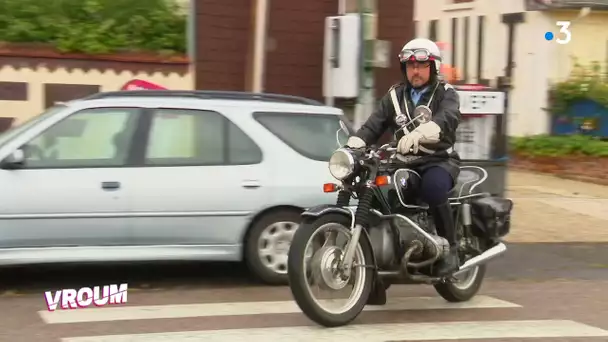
[328,148,355,180]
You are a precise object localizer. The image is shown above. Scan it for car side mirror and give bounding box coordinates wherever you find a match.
[1,149,25,169]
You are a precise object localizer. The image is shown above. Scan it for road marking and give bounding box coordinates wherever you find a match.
[61,320,608,342]
[39,295,519,324]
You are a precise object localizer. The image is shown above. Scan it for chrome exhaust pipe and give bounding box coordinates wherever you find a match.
[452,242,507,276]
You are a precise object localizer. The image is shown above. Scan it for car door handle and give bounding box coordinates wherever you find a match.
[101,181,121,190]
[241,180,261,189]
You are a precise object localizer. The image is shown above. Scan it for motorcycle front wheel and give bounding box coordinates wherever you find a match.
[287,213,374,327]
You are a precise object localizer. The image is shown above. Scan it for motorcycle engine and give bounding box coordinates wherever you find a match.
[369,220,398,267]
[369,213,450,268]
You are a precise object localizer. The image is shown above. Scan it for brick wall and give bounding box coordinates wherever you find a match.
[375,0,415,97]
[192,0,416,101]
[194,0,252,91]
[265,0,415,102]
[264,0,337,101]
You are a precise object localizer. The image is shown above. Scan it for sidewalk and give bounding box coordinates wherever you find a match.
[505,171,608,243]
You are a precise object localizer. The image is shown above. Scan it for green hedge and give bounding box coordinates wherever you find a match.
[0,0,186,55]
[510,134,608,157]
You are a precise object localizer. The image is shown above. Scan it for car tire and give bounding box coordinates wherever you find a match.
[245,209,301,285]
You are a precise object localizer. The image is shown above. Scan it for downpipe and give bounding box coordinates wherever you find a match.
[452,242,507,277]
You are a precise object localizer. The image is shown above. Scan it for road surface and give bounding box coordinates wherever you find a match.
[1,171,607,341]
[0,242,606,342]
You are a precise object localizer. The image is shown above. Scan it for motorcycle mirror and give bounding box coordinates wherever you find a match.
[413,105,432,124]
[336,120,351,147]
[339,120,348,134]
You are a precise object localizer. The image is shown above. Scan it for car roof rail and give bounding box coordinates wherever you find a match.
[82,90,324,106]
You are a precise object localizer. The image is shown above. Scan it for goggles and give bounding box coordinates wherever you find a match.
[398,49,440,63]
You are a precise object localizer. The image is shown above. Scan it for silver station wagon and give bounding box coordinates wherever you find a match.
[0,90,353,284]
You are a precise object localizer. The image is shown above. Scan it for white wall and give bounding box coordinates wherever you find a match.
[414,0,559,136]
[0,65,193,125]
[547,10,608,82]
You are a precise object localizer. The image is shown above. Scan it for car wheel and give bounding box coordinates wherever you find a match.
[245,209,301,285]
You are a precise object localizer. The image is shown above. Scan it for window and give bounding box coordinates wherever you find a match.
[0,105,66,149]
[21,107,140,168]
[144,109,262,166]
[253,112,352,161]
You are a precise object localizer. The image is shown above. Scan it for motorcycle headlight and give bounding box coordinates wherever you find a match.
[328,148,355,180]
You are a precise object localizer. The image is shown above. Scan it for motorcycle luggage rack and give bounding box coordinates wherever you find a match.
[83,90,325,106]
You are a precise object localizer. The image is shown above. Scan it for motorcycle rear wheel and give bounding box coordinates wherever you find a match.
[434,264,486,302]
[287,214,374,327]
[434,237,487,302]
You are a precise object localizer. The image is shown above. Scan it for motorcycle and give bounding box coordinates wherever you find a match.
[287,106,513,327]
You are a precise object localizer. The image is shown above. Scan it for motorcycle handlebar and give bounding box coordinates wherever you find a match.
[376,142,414,156]
[344,141,409,157]
[378,141,397,151]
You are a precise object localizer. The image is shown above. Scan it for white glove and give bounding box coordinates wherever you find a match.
[346,136,366,148]
[396,121,441,154]
[397,131,423,154]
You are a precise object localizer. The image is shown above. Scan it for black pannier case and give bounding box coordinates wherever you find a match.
[471,196,513,238]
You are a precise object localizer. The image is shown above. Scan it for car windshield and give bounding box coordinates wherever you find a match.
[253,111,354,161]
[0,105,66,149]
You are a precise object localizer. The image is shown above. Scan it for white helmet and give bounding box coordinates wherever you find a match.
[398,38,442,75]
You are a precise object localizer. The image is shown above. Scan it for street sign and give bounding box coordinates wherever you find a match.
[457,90,505,114]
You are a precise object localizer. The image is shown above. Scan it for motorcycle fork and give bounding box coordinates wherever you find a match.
[340,186,387,276]
[340,223,363,277]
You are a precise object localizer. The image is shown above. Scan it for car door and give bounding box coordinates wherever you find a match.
[0,106,142,248]
[128,107,270,247]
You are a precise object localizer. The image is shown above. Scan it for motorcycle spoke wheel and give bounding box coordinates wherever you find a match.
[288,214,374,327]
[303,223,367,315]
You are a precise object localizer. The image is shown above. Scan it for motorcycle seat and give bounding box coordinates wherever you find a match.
[448,167,485,199]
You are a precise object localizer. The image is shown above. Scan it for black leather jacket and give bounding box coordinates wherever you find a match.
[354,80,463,180]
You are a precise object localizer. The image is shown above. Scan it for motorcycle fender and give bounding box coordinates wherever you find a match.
[301,204,379,270]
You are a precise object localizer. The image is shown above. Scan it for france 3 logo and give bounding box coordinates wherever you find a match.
[544,21,571,45]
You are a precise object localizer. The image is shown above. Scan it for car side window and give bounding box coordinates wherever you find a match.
[21,107,140,169]
[144,109,262,166]
[253,112,350,161]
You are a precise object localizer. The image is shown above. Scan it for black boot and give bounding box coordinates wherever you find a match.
[437,246,460,276]
[430,202,460,276]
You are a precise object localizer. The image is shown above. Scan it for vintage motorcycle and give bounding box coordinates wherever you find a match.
[287,106,513,327]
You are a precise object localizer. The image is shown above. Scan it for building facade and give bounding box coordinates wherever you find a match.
[193,0,416,105]
[415,0,608,136]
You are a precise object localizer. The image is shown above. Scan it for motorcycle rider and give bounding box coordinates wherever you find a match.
[346,38,462,276]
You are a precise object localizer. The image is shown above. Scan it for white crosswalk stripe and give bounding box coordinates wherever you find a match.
[39,295,519,324]
[37,294,608,341]
[61,321,608,342]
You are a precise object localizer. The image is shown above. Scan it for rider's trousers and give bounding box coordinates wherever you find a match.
[418,166,457,246]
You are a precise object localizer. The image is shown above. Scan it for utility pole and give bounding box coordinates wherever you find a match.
[353,0,378,129]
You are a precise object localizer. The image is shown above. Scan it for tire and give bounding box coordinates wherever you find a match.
[434,264,486,302]
[245,209,301,285]
[287,213,374,327]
